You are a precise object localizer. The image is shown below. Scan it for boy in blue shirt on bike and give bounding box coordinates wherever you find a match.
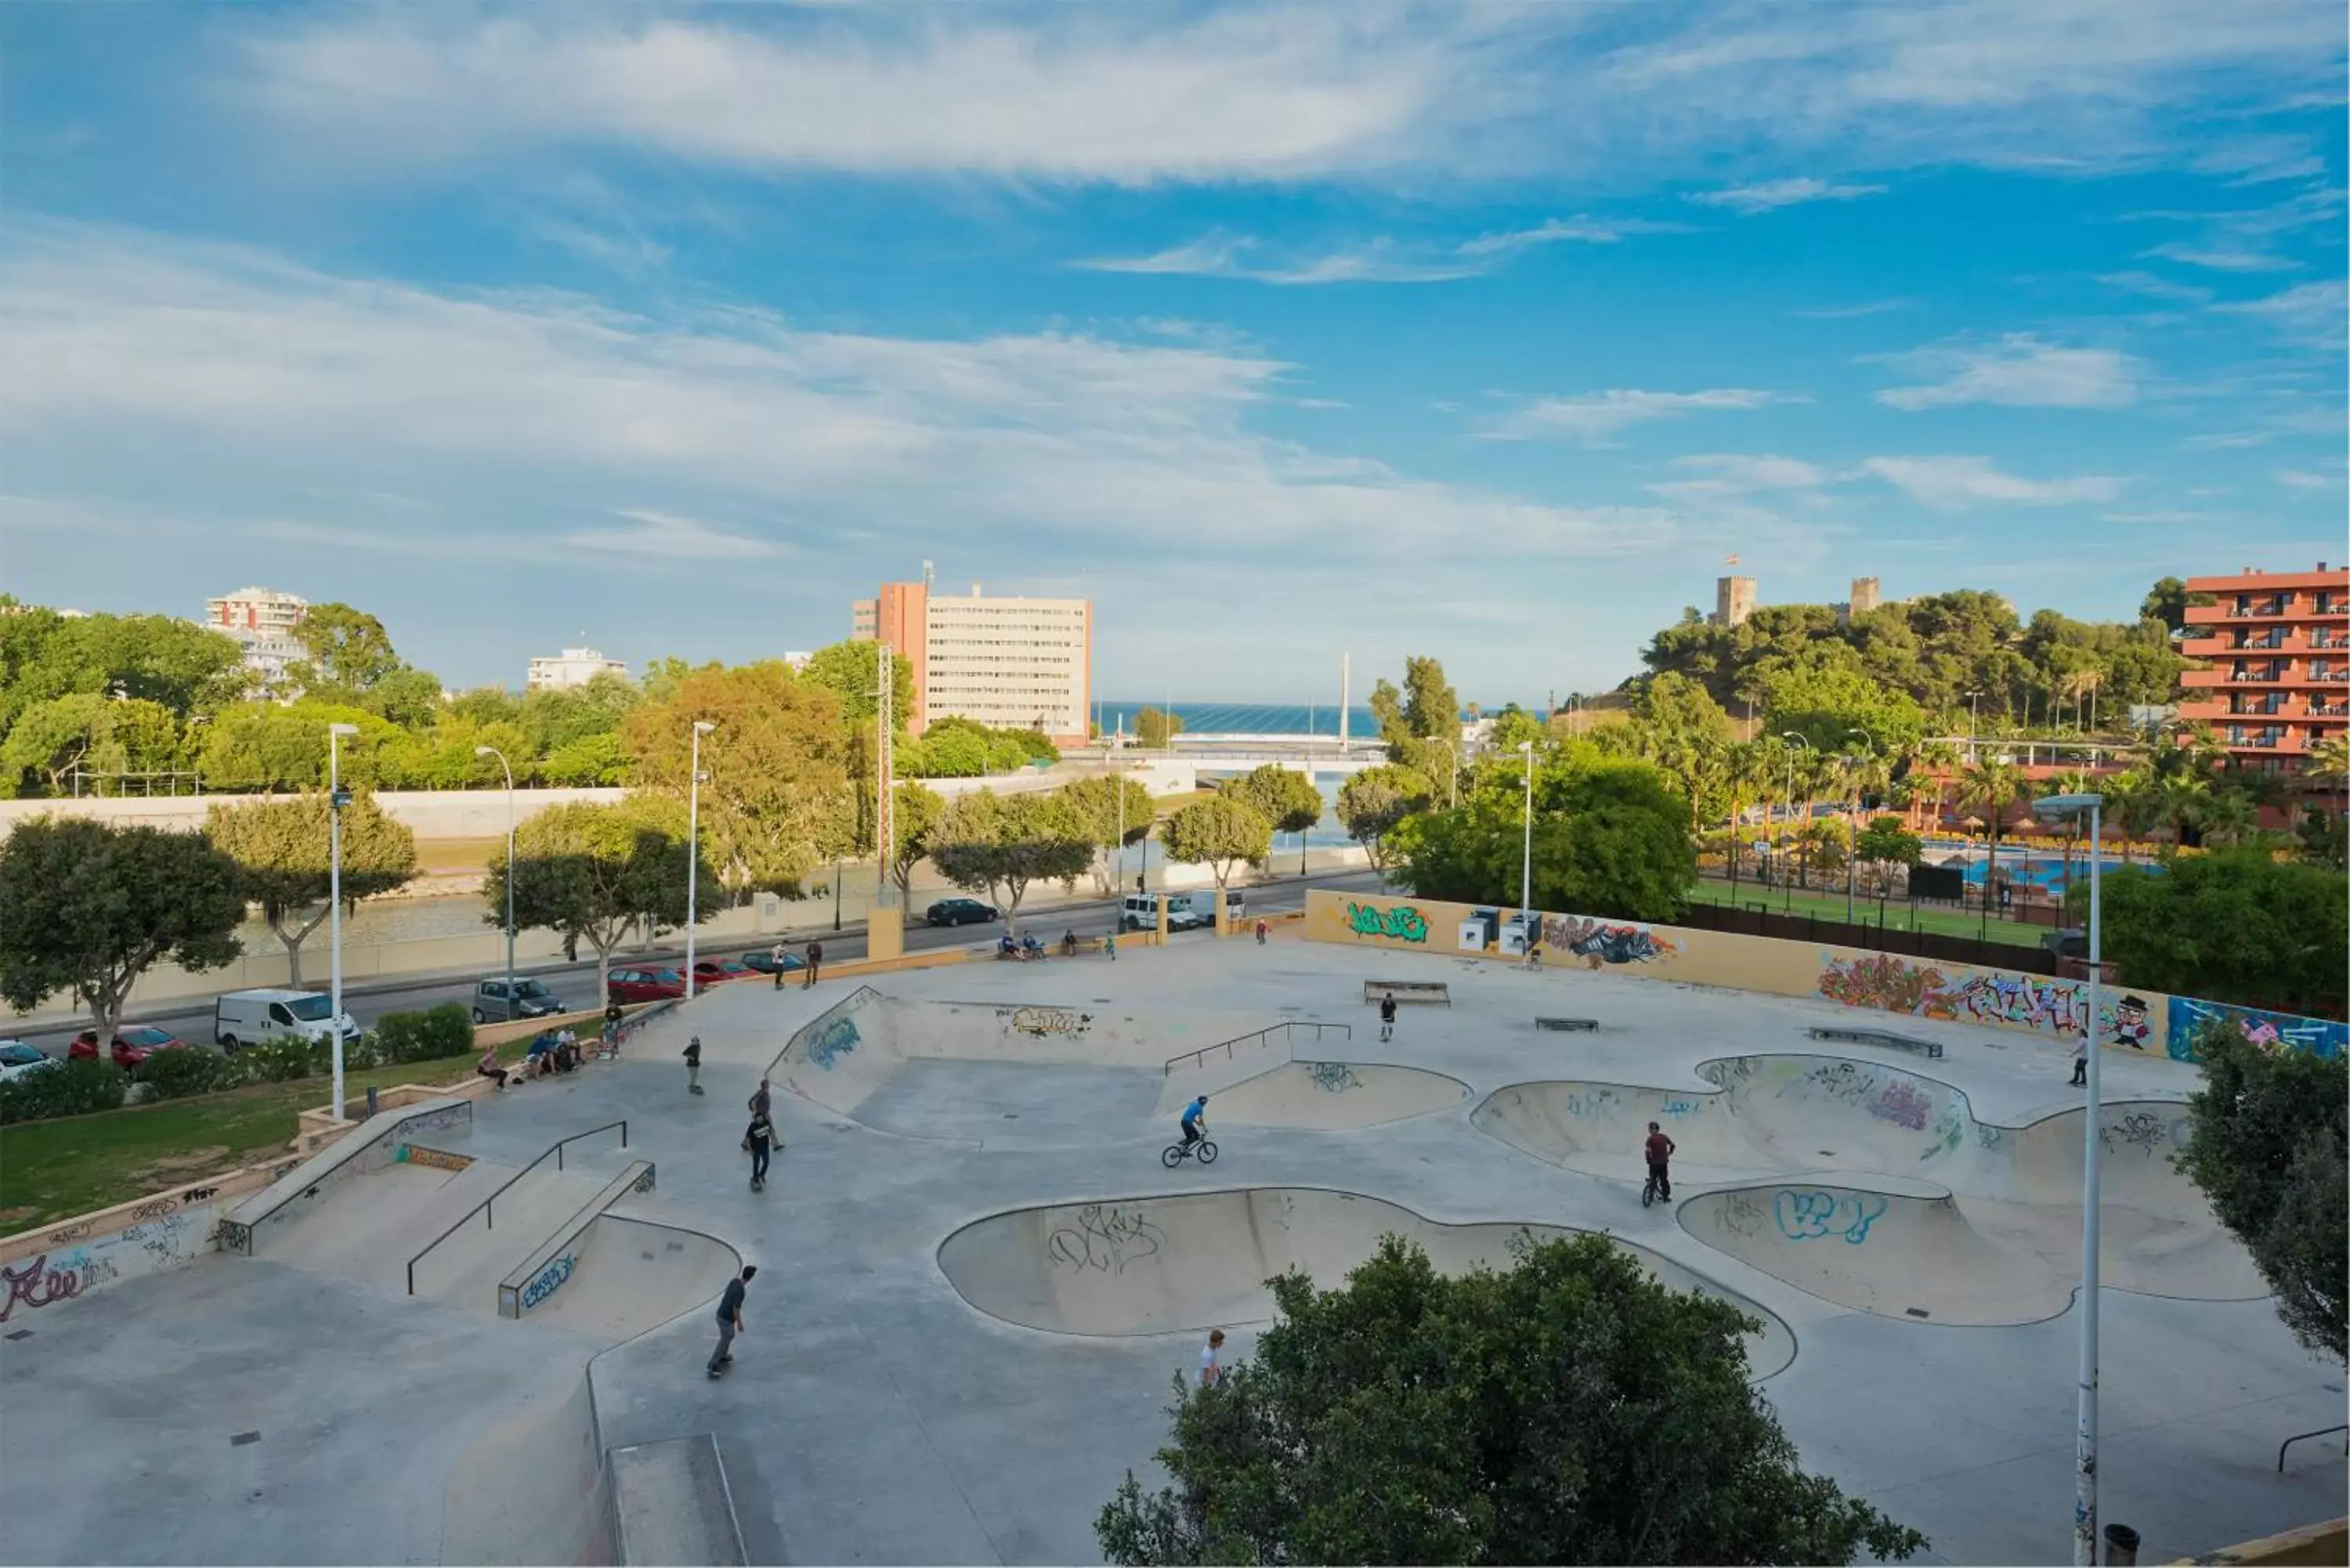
[1180,1095,1209,1152]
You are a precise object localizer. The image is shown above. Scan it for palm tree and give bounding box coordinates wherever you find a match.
[1910,739,1962,834]
[1722,740,1773,895]
[2193,786,2261,849]
[2105,768,2162,864]
[1959,757,2031,933]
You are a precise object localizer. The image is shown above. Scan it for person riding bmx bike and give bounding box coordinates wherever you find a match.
[1180,1094,1209,1154]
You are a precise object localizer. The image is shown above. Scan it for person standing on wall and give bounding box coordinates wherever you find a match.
[804,939,822,989]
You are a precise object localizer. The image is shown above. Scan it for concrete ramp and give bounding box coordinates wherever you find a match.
[609,1435,746,1567]
[522,1216,740,1343]
[442,1375,613,1566]
[938,1186,1795,1378]
[1204,1061,1468,1129]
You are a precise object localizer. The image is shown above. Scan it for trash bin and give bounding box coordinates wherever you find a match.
[2103,1523,2138,1566]
[364,1085,378,1118]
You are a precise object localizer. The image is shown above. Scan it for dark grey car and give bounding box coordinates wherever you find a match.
[473,977,567,1022]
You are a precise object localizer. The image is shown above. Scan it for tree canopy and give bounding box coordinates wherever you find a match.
[1160,793,1271,891]
[1096,1231,1925,1566]
[207,789,419,987]
[801,639,916,730]
[1335,764,1432,877]
[0,817,246,1039]
[927,789,1093,931]
[886,780,948,902]
[482,796,697,1002]
[2080,850,2348,1017]
[1134,706,1184,748]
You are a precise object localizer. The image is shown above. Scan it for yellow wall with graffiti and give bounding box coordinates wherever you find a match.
[1303,890,2348,1064]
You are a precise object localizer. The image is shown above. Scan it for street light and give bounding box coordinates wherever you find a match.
[475,746,515,1022]
[2033,789,2106,1568]
[326,722,360,1122]
[1843,728,1876,925]
[1778,732,1811,914]
[1440,739,1460,807]
[685,721,714,1000]
[1965,689,1983,764]
[1517,741,1535,947]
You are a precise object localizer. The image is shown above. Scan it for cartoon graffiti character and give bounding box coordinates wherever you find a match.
[2104,995,2151,1052]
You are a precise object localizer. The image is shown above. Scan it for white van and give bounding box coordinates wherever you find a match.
[1119,891,1243,932]
[215,988,360,1051]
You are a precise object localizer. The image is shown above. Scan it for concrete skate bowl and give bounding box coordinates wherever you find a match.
[772,992,1386,1146]
[1470,1055,2263,1318]
[936,1187,1796,1379]
[520,1216,743,1344]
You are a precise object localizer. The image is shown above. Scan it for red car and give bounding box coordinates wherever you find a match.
[689,958,754,988]
[605,967,687,1003]
[70,1025,190,1073]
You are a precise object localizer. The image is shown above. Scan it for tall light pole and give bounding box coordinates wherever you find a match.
[475,746,515,1017]
[1778,732,1811,914]
[2034,791,2106,1566]
[1965,688,1983,764]
[1441,739,1459,807]
[1517,740,1535,934]
[1843,728,1876,925]
[685,721,714,999]
[326,722,360,1121]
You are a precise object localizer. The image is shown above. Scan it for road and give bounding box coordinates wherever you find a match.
[7,870,1385,1056]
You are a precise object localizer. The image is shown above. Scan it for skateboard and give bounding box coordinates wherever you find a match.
[707,1356,733,1380]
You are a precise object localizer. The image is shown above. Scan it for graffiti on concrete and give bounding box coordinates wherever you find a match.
[1817,952,1951,1015]
[631,1165,657,1194]
[1,1250,118,1323]
[2100,1110,2180,1157]
[1046,1205,1165,1276]
[807,1016,860,1071]
[396,1144,472,1172]
[1346,902,1429,942]
[1542,915,1680,969]
[1658,1097,1700,1120]
[519,1253,575,1312]
[42,1220,96,1247]
[1773,1189,1887,1245]
[1974,1122,2005,1151]
[1717,1191,1766,1237]
[1871,1079,1932,1132]
[1303,1061,1363,1094]
[2166,997,2346,1063]
[1001,1006,1093,1039]
[1564,1087,1622,1120]
[1926,1104,1965,1158]
[1798,1061,1873,1104]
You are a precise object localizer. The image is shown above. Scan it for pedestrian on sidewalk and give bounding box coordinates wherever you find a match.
[684,1035,703,1095]
[771,942,789,989]
[745,1106,776,1190]
[1379,994,1398,1044]
[803,940,822,989]
[707,1266,756,1376]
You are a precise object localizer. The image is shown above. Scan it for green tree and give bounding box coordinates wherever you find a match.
[622,661,855,901]
[1059,774,1159,891]
[1160,793,1272,894]
[1393,758,1692,922]
[1488,706,1546,752]
[2078,851,2348,1016]
[0,607,249,739]
[927,789,1093,934]
[519,670,642,755]
[482,796,696,1005]
[1220,764,1325,877]
[0,817,245,1042]
[195,700,396,792]
[1368,677,1405,742]
[1401,656,1459,740]
[1335,764,1432,880]
[2139,576,2208,635]
[1135,706,1184,748]
[542,732,631,786]
[1757,656,1926,754]
[886,780,949,903]
[2175,1019,2345,1362]
[205,789,419,988]
[1853,815,1922,869]
[1958,757,2031,918]
[289,602,403,695]
[1,692,184,797]
[1096,1231,1925,1566]
[802,639,916,730]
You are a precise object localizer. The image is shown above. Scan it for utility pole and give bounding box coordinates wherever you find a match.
[875,641,894,909]
[1340,652,1350,750]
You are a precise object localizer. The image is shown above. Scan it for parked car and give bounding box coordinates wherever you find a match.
[926,898,1000,927]
[605,967,688,1003]
[70,1025,191,1073]
[0,1041,60,1083]
[690,958,755,988]
[215,988,359,1051]
[741,948,805,975]
[472,977,568,1023]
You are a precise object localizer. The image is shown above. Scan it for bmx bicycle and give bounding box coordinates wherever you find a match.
[1641,1169,1666,1208]
[1162,1136,1219,1169]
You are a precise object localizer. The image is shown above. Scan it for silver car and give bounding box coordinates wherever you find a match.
[472,978,568,1023]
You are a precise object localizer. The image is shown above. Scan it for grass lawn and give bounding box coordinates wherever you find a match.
[0,1035,550,1234]
[415,835,504,875]
[1684,876,2050,946]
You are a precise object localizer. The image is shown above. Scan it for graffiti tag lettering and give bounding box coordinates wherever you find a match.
[1542,915,1679,969]
[1046,1205,1165,1275]
[1564,1088,1621,1120]
[1003,1006,1093,1039]
[519,1254,574,1311]
[2101,1111,2171,1156]
[1346,903,1429,943]
[1303,1061,1362,1094]
[1871,1080,1932,1132]
[1658,1097,1699,1119]
[1718,1191,1766,1237]
[808,1017,860,1070]
[1,1255,85,1322]
[1773,1189,1887,1245]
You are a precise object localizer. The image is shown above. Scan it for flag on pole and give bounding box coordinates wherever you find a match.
[1725,554,1741,566]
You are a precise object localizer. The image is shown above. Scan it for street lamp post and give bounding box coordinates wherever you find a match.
[2034,792,2106,1566]
[1843,728,1877,925]
[1965,689,1983,764]
[1778,732,1811,914]
[475,746,515,1021]
[1517,740,1535,938]
[326,722,360,1121]
[685,721,714,1000]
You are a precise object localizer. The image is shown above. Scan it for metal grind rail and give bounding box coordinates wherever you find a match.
[1164,1020,1352,1076]
[405,1119,629,1295]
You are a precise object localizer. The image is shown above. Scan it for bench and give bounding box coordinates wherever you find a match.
[1365,981,1451,1006]
[1808,1026,1944,1060]
[1535,1017,1599,1031]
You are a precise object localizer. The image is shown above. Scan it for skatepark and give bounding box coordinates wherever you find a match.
[2,919,2342,1565]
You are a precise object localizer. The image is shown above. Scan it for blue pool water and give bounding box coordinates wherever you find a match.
[1096,700,1382,737]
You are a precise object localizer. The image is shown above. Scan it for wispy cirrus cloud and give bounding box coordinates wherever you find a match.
[1686,177,1885,215]
[1862,455,2124,508]
[2211,278,2348,346]
[1072,233,1483,285]
[1792,298,1911,320]
[567,510,783,560]
[1873,334,2145,410]
[1455,215,1697,255]
[1646,453,1828,502]
[1477,388,1803,444]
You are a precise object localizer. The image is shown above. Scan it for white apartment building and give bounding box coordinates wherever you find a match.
[204,586,309,695]
[526,646,632,691]
[851,580,1091,745]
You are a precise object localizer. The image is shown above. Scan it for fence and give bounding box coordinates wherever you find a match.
[1672,900,2058,975]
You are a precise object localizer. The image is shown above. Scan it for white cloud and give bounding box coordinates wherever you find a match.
[2276,468,2336,490]
[2096,270,2213,304]
[1478,389,1802,444]
[1793,298,1911,320]
[1686,178,1886,215]
[2140,240,2301,273]
[2099,509,2211,523]
[1862,456,2124,508]
[1647,453,1828,501]
[1075,233,1484,285]
[1873,334,2144,410]
[1455,215,1697,255]
[2212,279,2348,345]
[0,221,1714,584]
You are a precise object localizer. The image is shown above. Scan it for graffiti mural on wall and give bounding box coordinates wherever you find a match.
[1,1250,118,1323]
[1000,1006,1093,1039]
[1346,903,1429,942]
[2166,997,2347,1062]
[807,1016,860,1070]
[1541,916,1679,969]
[1816,955,2161,1054]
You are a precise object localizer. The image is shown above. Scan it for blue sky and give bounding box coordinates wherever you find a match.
[2,2,2343,706]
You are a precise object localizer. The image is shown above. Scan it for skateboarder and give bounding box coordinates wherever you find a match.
[707,1265,756,1377]
[1254,919,1268,945]
[771,942,790,989]
[749,1078,772,1119]
[1379,994,1397,1043]
[2070,1032,2088,1087]
[746,1105,776,1190]
[684,1035,703,1095]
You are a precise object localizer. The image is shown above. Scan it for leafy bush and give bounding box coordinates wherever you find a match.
[138,1046,248,1100]
[374,1003,475,1064]
[245,1035,317,1082]
[0,1057,128,1124]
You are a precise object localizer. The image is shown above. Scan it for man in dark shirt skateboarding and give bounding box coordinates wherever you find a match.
[708,1266,757,1377]
[1644,1122,1676,1201]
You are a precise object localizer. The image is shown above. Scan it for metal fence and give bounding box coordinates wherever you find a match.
[1672,899,2058,975]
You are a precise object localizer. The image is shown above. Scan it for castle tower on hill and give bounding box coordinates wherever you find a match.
[1712,575,1757,628]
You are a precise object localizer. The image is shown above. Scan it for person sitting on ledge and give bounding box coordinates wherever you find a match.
[476,1046,508,1090]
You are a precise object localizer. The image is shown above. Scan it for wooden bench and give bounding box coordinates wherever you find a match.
[1535,1017,1599,1031]
[1364,981,1451,1006]
[1808,1025,1943,1060]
